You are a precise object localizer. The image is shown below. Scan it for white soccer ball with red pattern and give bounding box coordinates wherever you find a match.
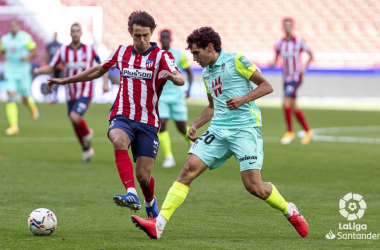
[28,208,57,236]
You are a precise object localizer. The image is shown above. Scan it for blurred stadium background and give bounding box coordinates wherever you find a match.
[0,0,379,109]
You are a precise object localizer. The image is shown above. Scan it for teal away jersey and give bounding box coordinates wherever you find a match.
[202,50,262,128]
[1,31,36,72]
[160,47,190,100]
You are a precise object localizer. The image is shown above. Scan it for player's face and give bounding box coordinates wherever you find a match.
[70,26,82,43]
[160,32,171,49]
[9,21,20,33]
[130,25,153,53]
[190,44,212,68]
[283,20,293,35]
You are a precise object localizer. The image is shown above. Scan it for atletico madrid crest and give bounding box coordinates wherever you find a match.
[146,59,155,68]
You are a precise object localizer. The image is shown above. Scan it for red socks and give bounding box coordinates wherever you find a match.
[114,150,155,202]
[284,107,293,132]
[295,110,310,132]
[77,119,90,135]
[114,150,135,190]
[73,118,90,150]
[140,176,155,203]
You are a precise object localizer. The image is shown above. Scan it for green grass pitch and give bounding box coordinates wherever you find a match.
[0,103,379,249]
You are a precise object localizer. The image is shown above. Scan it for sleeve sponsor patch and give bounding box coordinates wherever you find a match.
[238,55,252,69]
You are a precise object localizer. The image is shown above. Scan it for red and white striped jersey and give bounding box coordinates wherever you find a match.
[275,36,311,83]
[49,44,100,101]
[102,43,179,128]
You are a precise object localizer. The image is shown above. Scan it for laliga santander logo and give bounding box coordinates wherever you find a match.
[339,193,366,221]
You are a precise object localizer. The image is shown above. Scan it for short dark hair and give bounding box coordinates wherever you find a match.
[71,23,81,30]
[128,11,157,32]
[160,29,171,36]
[186,27,222,52]
[283,17,294,24]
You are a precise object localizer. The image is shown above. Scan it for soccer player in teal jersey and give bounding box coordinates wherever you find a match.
[158,30,193,168]
[132,27,309,239]
[0,19,39,135]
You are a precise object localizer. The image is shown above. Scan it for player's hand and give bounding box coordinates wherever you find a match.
[20,56,29,61]
[185,89,191,98]
[226,96,245,110]
[47,78,66,91]
[158,70,174,80]
[33,68,40,76]
[300,67,306,77]
[103,84,109,93]
[187,125,199,142]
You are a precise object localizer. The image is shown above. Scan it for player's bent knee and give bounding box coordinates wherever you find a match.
[111,136,127,150]
[245,184,266,199]
[177,161,199,185]
[136,174,150,186]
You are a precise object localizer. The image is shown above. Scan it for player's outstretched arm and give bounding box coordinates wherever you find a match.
[270,52,280,67]
[158,70,185,86]
[47,65,108,90]
[226,71,273,110]
[34,66,55,75]
[188,93,214,141]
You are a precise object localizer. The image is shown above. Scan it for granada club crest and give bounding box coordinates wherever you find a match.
[146,59,155,68]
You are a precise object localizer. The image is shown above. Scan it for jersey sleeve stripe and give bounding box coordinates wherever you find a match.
[102,46,121,69]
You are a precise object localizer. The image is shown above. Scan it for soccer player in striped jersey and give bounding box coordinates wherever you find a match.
[158,29,193,168]
[46,11,185,219]
[34,23,108,162]
[131,27,308,239]
[271,18,314,145]
[0,19,39,135]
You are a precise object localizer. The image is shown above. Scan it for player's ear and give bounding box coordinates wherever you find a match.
[128,30,133,37]
[151,28,155,35]
[207,43,214,52]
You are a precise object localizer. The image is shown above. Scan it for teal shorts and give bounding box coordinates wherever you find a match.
[4,70,32,96]
[158,99,188,121]
[188,126,264,172]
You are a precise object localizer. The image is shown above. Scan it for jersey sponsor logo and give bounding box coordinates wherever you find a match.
[238,155,257,163]
[169,59,176,67]
[146,59,155,68]
[211,76,223,97]
[122,68,153,80]
[66,61,87,69]
[281,52,296,57]
[238,55,252,68]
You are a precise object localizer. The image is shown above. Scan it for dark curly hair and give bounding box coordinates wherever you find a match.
[128,11,157,32]
[186,27,222,52]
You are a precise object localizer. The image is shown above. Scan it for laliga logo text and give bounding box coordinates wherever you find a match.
[326,193,380,240]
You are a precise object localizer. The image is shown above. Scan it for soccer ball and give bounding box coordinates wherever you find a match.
[28,208,57,236]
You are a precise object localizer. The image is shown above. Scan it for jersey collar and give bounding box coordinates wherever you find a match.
[69,43,83,50]
[207,49,225,70]
[132,42,157,56]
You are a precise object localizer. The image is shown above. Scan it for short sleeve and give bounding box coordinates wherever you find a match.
[160,51,180,73]
[202,76,210,94]
[274,39,282,53]
[179,53,190,69]
[25,33,36,50]
[49,47,62,68]
[101,46,121,70]
[300,38,310,53]
[235,53,258,80]
[92,45,101,63]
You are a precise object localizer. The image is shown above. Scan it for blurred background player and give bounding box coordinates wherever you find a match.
[46,11,185,219]
[45,32,62,103]
[271,18,313,145]
[34,23,108,162]
[132,27,308,240]
[158,29,193,168]
[0,18,39,135]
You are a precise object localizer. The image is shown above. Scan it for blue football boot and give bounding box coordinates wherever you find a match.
[113,193,141,211]
[145,196,159,219]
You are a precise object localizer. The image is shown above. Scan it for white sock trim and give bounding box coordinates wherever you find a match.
[127,188,137,196]
[156,215,167,231]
